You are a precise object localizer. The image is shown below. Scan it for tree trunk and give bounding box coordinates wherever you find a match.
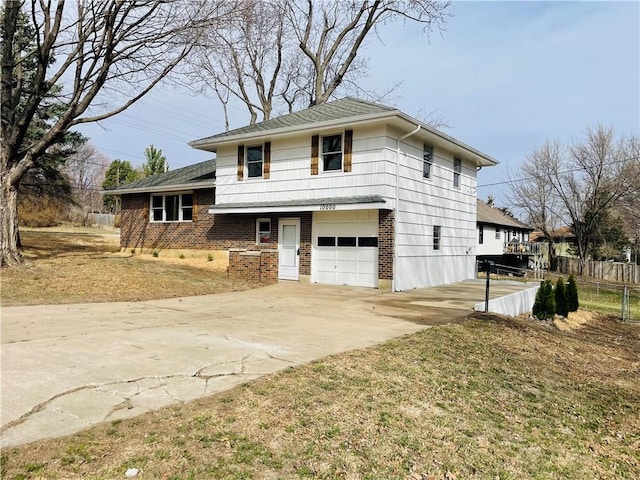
[0,174,23,266]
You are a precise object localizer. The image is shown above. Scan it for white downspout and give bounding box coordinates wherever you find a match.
[393,124,421,292]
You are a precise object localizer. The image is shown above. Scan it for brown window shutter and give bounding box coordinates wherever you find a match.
[144,197,150,222]
[191,192,198,222]
[344,129,353,172]
[263,141,271,179]
[311,135,319,175]
[237,145,244,181]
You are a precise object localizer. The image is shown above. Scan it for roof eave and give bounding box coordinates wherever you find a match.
[188,110,401,152]
[103,180,216,196]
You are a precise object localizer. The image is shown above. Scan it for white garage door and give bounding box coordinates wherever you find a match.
[313,210,378,288]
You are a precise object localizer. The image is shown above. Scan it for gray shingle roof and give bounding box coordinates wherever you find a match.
[189,97,397,146]
[477,200,532,230]
[106,159,215,193]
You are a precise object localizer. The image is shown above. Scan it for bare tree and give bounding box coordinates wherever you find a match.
[188,0,450,126]
[1,0,234,266]
[508,141,566,270]
[510,126,637,274]
[62,143,110,212]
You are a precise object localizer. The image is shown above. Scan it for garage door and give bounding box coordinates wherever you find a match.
[313,211,378,288]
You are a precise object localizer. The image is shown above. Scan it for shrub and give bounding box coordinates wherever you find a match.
[567,274,579,312]
[555,277,569,317]
[179,254,185,259]
[152,251,159,258]
[207,253,214,262]
[533,279,556,320]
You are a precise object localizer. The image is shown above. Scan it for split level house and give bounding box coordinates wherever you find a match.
[476,199,537,273]
[107,97,499,291]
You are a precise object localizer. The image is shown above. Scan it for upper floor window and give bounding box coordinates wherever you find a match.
[433,225,441,250]
[423,144,433,179]
[151,192,193,222]
[478,224,484,244]
[322,134,343,171]
[495,228,501,240]
[453,158,462,188]
[246,145,263,178]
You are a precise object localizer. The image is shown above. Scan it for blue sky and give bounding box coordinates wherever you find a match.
[77,1,640,207]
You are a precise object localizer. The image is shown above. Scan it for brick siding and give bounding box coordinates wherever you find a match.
[229,249,278,284]
[378,209,394,280]
[120,191,312,276]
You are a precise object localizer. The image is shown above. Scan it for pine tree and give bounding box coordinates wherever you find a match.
[533,280,556,320]
[532,281,545,319]
[566,275,579,312]
[555,278,569,317]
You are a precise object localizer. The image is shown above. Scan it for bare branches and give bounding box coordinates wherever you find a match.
[186,0,450,125]
[509,125,639,272]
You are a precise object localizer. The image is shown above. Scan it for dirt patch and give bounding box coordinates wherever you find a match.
[1,227,255,306]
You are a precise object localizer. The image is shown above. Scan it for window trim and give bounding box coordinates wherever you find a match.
[256,218,272,245]
[453,157,462,188]
[433,225,441,251]
[321,133,344,172]
[423,144,433,180]
[150,192,193,223]
[246,144,264,179]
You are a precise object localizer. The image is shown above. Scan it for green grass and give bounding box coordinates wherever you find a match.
[578,282,640,320]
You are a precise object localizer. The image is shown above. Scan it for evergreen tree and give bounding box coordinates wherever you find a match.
[142,145,168,177]
[102,160,139,213]
[533,280,556,320]
[555,277,569,317]
[566,275,579,312]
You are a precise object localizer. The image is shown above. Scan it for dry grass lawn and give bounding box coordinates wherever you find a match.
[2,227,639,479]
[0,226,255,306]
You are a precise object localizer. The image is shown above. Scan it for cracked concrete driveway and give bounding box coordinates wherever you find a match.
[1,283,425,448]
[1,280,533,448]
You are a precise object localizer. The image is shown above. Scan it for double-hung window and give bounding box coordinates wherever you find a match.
[246,145,263,178]
[433,225,441,251]
[495,228,501,240]
[453,158,462,188]
[151,193,193,222]
[322,134,343,171]
[423,144,433,179]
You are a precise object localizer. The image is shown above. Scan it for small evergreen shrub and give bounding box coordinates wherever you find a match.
[533,279,556,320]
[207,253,214,262]
[567,274,579,312]
[152,251,159,258]
[555,277,569,317]
[179,254,185,259]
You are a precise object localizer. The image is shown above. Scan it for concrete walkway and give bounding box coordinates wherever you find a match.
[1,280,534,448]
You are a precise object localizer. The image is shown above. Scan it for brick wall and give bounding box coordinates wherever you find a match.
[120,192,312,276]
[229,249,278,284]
[378,209,394,280]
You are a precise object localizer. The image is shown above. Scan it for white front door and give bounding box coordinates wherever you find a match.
[278,218,300,280]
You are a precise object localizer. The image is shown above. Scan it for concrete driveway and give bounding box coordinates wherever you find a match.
[1,280,534,447]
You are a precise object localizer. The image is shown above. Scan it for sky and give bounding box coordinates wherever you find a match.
[76,1,640,208]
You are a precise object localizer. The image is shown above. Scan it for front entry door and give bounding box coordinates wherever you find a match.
[278,218,300,280]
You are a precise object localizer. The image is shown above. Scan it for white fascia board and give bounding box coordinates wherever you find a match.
[189,111,400,152]
[208,201,387,215]
[102,181,215,196]
[395,113,500,167]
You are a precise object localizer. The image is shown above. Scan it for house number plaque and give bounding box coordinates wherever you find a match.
[319,204,336,210]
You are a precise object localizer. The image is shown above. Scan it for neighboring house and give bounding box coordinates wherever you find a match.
[476,200,536,272]
[108,97,499,291]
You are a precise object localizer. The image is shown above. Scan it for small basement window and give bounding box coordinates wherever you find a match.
[256,218,272,244]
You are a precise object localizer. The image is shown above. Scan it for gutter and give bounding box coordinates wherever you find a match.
[393,124,421,292]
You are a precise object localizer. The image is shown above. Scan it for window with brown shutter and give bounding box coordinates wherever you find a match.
[237,145,244,181]
[263,141,271,179]
[343,129,353,172]
[311,135,319,175]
